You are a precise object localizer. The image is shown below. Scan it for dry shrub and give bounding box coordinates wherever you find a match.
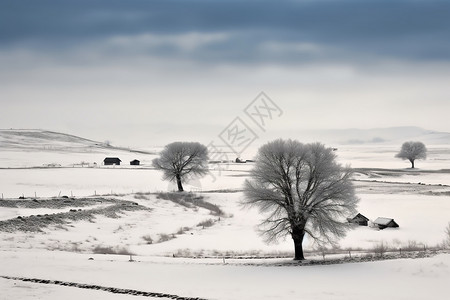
[402,240,422,251]
[134,192,150,200]
[197,219,215,228]
[445,222,450,249]
[156,192,223,216]
[158,233,175,243]
[176,227,190,234]
[142,235,153,244]
[373,242,389,257]
[92,245,134,255]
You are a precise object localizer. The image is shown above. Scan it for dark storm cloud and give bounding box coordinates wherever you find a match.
[1,0,450,63]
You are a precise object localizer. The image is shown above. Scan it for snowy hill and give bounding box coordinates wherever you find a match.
[0,129,154,153]
[0,129,156,168]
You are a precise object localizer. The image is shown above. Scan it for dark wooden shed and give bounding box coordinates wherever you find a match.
[373,217,399,229]
[347,213,369,226]
[103,157,121,165]
[130,159,140,166]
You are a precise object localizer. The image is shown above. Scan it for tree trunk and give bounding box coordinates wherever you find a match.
[410,159,415,169]
[292,227,305,260]
[176,174,184,192]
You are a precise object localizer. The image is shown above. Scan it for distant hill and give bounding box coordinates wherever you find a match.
[322,127,450,145]
[266,126,450,145]
[2,127,448,156]
[0,129,154,154]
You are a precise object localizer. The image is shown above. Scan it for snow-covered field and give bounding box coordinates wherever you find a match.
[0,130,449,299]
[1,250,449,300]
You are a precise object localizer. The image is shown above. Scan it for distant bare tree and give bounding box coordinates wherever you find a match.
[152,142,208,192]
[395,141,427,168]
[243,139,358,260]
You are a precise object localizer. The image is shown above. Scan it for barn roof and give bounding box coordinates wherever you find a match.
[353,213,369,221]
[374,217,396,225]
[104,157,121,162]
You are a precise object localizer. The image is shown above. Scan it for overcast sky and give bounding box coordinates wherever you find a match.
[1,0,450,147]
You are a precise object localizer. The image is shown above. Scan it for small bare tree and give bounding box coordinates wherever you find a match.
[395,141,427,169]
[444,222,450,249]
[243,139,358,260]
[152,142,208,192]
[373,241,388,258]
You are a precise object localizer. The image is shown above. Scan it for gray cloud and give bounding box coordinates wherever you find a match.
[1,0,450,64]
[1,0,450,147]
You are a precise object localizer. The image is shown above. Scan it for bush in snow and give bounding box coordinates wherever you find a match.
[444,222,450,249]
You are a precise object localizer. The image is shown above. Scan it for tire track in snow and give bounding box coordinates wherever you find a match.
[0,276,208,300]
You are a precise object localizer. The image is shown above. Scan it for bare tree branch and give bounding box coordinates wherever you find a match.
[152,142,209,192]
[242,139,358,260]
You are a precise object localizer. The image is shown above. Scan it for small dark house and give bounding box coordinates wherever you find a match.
[347,213,369,226]
[103,157,121,165]
[130,159,140,166]
[373,217,399,229]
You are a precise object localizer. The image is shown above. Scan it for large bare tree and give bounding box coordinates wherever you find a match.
[243,139,358,260]
[152,142,209,192]
[395,141,427,168]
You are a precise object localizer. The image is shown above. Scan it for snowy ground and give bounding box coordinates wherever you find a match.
[0,137,449,299]
[0,250,449,300]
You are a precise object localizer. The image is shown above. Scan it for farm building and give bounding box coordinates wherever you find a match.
[347,213,369,226]
[130,159,140,165]
[373,217,399,229]
[103,157,121,165]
